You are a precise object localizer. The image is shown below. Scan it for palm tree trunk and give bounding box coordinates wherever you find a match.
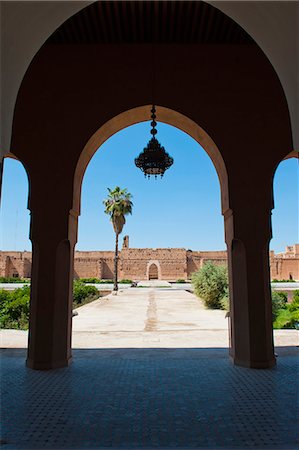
[114,233,119,292]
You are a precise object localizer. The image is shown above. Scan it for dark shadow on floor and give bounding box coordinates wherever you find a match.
[1,347,298,449]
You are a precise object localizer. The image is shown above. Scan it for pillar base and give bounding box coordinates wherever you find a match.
[230,355,276,369]
[26,355,72,370]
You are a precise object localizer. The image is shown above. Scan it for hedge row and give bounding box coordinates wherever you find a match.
[0,281,100,330]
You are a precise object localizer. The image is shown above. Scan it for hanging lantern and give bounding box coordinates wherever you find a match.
[135,106,174,179]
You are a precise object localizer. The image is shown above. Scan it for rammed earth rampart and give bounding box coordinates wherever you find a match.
[1,239,298,281]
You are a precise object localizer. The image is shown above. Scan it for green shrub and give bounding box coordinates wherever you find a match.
[79,278,114,284]
[119,279,133,284]
[273,308,299,329]
[220,296,229,311]
[273,293,299,329]
[273,309,292,329]
[191,262,228,309]
[290,290,299,311]
[176,279,186,283]
[0,277,29,283]
[0,286,30,329]
[0,281,100,329]
[79,277,100,283]
[73,280,99,307]
[73,280,99,306]
[272,279,296,283]
[271,291,287,321]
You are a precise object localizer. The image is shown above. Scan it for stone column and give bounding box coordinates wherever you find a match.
[224,201,275,369]
[26,203,78,370]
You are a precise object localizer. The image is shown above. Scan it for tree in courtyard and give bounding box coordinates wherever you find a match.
[192,262,229,309]
[103,187,133,292]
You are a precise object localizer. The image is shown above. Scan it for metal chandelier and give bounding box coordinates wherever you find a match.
[134,106,174,179]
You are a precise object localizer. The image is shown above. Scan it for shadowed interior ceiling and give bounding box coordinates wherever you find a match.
[47,0,255,45]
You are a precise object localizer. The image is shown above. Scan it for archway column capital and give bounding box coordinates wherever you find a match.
[224,205,272,246]
[29,207,78,248]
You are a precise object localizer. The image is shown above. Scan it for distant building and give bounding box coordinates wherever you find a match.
[270,244,299,281]
[1,237,298,281]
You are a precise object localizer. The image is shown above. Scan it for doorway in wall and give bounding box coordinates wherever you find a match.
[148,263,159,280]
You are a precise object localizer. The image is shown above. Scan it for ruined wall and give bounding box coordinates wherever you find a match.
[75,251,114,260]
[277,244,299,258]
[120,248,187,280]
[279,258,299,280]
[74,258,101,279]
[0,252,32,278]
[101,259,114,279]
[187,250,227,278]
[74,251,114,279]
[1,246,298,281]
[271,257,299,280]
[0,254,9,277]
[186,252,202,276]
[270,245,299,280]
[23,258,32,278]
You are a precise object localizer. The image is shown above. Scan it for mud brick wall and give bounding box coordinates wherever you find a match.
[74,258,101,279]
[0,254,9,277]
[1,246,298,281]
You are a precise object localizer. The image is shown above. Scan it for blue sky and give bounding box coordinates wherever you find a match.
[0,122,298,253]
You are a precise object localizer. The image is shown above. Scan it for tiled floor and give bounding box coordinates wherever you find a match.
[1,347,298,449]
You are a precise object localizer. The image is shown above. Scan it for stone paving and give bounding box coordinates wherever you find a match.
[1,347,298,449]
[71,288,230,349]
[1,288,297,349]
[1,288,298,449]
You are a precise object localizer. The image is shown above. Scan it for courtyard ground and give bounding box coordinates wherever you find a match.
[1,288,298,449]
[1,287,297,349]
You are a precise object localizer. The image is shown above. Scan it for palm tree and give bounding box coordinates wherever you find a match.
[103,187,133,292]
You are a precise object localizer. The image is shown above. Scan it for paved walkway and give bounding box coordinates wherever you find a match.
[72,288,229,348]
[1,288,297,349]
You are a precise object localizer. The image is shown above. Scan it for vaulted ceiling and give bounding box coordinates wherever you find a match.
[48,1,254,45]
[1,1,297,155]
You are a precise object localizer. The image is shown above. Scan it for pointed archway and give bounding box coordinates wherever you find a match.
[146,260,162,280]
[9,1,293,370]
[148,264,158,280]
